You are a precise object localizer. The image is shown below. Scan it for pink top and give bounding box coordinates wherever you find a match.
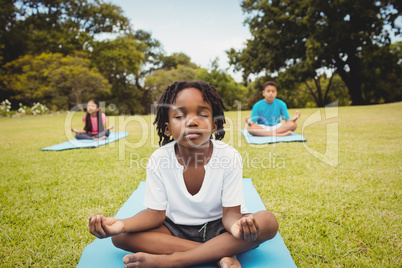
[82,113,107,134]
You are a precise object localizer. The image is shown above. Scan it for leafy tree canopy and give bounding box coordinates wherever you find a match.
[145,64,198,106]
[1,52,111,110]
[196,59,246,109]
[90,35,146,114]
[1,0,130,65]
[228,0,401,105]
[160,52,198,70]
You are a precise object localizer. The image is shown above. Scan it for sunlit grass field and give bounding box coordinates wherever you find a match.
[1,102,401,267]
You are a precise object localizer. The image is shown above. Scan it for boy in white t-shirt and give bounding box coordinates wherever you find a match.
[89,81,278,268]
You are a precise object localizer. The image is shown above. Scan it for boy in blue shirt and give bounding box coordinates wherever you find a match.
[246,81,300,136]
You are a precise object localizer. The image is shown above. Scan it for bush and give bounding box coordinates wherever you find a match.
[0,100,50,116]
[0,99,15,117]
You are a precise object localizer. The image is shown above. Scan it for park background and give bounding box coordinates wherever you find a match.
[1,0,401,267]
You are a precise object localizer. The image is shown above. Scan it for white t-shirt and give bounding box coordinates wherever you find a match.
[144,139,247,225]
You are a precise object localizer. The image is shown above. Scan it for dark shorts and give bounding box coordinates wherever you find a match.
[163,217,227,243]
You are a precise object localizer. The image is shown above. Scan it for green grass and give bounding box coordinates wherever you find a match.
[1,102,401,267]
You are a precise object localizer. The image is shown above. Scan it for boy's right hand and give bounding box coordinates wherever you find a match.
[88,214,124,239]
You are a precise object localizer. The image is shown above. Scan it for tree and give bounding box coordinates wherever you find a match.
[195,59,246,109]
[142,52,199,113]
[359,42,402,103]
[130,30,164,113]
[0,0,21,68]
[1,53,110,110]
[160,52,198,70]
[0,1,166,114]
[144,64,198,107]
[0,0,130,103]
[90,36,145,114]
[144,56,246,111]
[89,31,164,114]
[280,74,350,108]
[228,0,401,105]
[0,0,130,64]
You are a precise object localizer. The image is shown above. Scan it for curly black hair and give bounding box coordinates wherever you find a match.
[153,81,229,146]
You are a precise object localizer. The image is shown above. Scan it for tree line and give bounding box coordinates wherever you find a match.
[0,0,401,115]
[228,0,402,106]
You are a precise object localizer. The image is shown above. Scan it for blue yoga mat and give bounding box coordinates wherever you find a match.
[41,132,129,151]
[77,178,296,268]
[241,129,306,144]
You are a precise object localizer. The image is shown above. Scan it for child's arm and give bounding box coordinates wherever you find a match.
[89,208,165,239]
[222,206,260,242]
[286,110,300,122]
[245,115,257,126]
[71,127,86,133]
[102,113,114,130]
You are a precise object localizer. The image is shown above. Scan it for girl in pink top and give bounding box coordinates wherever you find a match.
[71,99,113,140]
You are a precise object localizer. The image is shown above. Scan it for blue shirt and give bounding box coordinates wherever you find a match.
[250,98,290,126]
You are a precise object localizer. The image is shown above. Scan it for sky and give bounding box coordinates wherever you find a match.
[108,1,401,82]
[109,0,251,81]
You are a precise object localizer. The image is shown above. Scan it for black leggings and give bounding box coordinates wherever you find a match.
[75,129,110,140]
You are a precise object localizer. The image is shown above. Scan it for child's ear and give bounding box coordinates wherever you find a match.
[212,120,218,134]
[164,123,171,137]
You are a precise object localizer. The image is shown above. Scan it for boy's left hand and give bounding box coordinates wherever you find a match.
[291,110,301,121]
[230,214,260,242]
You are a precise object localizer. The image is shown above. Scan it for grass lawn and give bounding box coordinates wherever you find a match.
[1,102,401,267]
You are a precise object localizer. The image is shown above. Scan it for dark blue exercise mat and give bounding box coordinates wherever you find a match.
[241,129,306,144]
[77,179,297,268]
[40,132,129,151]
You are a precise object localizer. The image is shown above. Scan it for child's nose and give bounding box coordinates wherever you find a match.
[186,115,199,127]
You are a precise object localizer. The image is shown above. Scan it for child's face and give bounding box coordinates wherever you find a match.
[87,101,99,115]
[262,85,277,103]
[165,88,217,148]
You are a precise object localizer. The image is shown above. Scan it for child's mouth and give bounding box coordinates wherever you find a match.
[184,131,202,139]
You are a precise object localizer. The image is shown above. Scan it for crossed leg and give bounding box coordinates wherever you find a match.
[246,111,300,137]
[112,210,278,268]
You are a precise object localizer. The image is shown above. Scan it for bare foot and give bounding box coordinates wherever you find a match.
[258,130,293,137]
[272,130,293,136]
[108,125,114,130]
[218,256,241,268]
[94,136,107,140]
[123,253,172,268]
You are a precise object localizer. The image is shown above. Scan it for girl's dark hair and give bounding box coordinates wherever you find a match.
[153,81,228,146]
[84,99,104,133]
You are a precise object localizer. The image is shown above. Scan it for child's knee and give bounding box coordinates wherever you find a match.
[111,233,126,249]
[247,125,254,134]
[288,121,297,131]
[247,124,260,134]
[257,211,279,241]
